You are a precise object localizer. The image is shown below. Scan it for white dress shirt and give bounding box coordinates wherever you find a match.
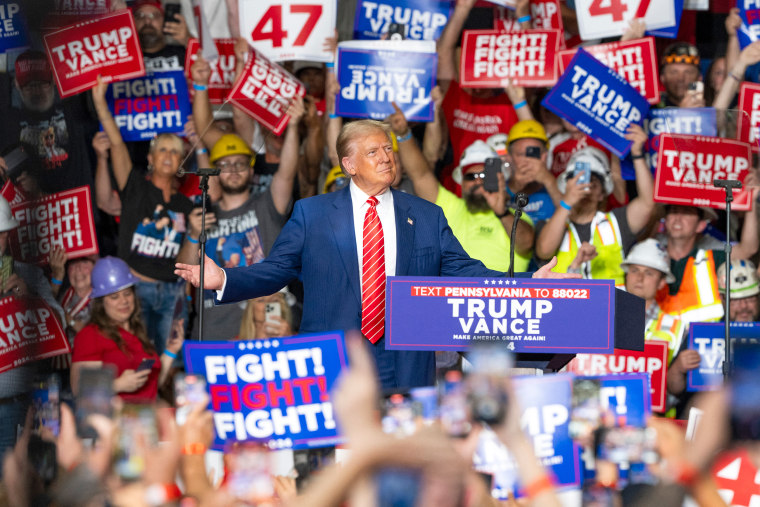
[349,180,397,284]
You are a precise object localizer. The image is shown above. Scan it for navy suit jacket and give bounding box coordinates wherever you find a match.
[221,186,508,388]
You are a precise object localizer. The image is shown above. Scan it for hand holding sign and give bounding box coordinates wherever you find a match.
[190,55,211,87]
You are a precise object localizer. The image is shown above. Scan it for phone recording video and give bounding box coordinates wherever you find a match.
[225,442,275,504]
[465,344,513,425]
[114,404,159,481]
[730,342,760,441]
[75,367,115,439]
[574,161,591,185]
[525,146,542,159]
[163,2,181,24]
[175,373,207,425]
[483,157,501,193]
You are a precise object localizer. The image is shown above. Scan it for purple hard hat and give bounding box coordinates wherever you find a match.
[90,256,137,298]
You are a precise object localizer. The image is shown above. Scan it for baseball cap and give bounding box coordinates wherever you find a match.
[14,51,53,88]
[131,0,164,14]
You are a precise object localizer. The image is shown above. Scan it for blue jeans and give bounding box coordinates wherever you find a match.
[135,279,186,354]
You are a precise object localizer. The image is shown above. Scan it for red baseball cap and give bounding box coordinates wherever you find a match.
[14,51,53,88]
[131,0,163,14]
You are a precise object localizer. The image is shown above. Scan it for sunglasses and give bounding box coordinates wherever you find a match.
[462,172,486,182]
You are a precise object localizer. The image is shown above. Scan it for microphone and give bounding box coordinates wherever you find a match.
[713,179,742,189]
[508,193,530,278]
[176,167,221,177]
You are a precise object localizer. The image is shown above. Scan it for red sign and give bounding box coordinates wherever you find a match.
[185,38,237,105]
[43,10,145,98]
[227,48,306,135]
[42,0,111,30]
[566,340,669,413]
[0,296,69,374]
[558,37,659,105]
[460,29,560,88]
[737,82,760,153]
[1,181,26,207]
[712,449,760,507]
[9,186,99,264]
[654,134,753,211]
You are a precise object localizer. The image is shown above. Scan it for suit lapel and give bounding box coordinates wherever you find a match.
[328,186,361,305]
[393,190,415,276]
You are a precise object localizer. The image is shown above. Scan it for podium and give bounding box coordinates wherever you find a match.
[385,277,646,372]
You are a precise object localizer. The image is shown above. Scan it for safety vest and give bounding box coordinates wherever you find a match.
[645,310,685,364]
[555,211,625,286]
[656,249,724,326]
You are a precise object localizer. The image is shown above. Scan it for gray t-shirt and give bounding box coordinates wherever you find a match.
[191,190,289,340]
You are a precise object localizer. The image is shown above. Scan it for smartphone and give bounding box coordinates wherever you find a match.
[0,255,14,288]
[575,161,591,184]
[439,370,472,438]
[483,157,501,193]
[28,435,57,484]
[526,146,542,159]
[595,426,658,464]
[376,468,422,507]
[465,344,513,425]
[569,378,601,442]
[75,367,115,439]
[265,301,281,324]
[387,22,405,40]
[293,447,336,492]
[175,373,207,425]
[193,193,211,212]
[136,358,156,372]
[687,81,704,93]
[225,442,275,504]
[32,374,61,438]
[114,404,159,481]
[2,146,28,181]
[730,342,760,440]
[163,2,181,23]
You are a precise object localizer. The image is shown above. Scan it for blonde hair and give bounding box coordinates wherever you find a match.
[148,133,184,155]
[237,293,293,340]
[336,120,391,172]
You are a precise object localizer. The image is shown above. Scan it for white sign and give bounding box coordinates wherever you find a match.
[238,0,336,62]
[684,0,708,10]
[575,0,676,40]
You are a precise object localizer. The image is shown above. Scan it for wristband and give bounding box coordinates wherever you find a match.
[674,462,699,488]
[513,100,527,110]
[495,208,511,219]
[325,62,335,68]
[145,483,182,506]
[522,475,553,499]
[729,72,742,82]
[560,200,571,211]
[186,236,199,244]
[51,277,63,286]
[195,147,208,156]
[192,82,208,91]
[396,130,413,143]
[630,153,645,160]
[181,443,207,455]
[517,15,531,23]
[328,113,339,119]
[164,350,178,359]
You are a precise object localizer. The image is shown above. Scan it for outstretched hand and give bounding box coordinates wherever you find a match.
[533,256,582,279]
[175,254,225,290]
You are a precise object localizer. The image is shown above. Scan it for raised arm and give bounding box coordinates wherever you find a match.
[299,96,324,198]
[731,171,759,260]
[92,131,121,216]
[624,124,654,234]
[190,56,226,150]
[91,77,132,191]
[437,0,476,94]
[270,97,304,215]
[231,38,257,144]
[387,103,438,202]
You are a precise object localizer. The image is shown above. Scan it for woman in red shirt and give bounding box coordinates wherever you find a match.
[71,256,183,402]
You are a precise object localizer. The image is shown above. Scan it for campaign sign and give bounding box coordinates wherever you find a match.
[738,0,760,50]
[354,0,451,41]
[105,69,192,141]
[654,134,753,211]
[0,1,27,52]
[686,322,760,391]
[737,82,760,152]
[227,48,306,136]
[574,0,676,40]
[460,29,560,88]
[647,107,717,172]
[567,341,669,413]
[239,0,336,62]
[473,374,580,499]
[335,40,436,122]
[43,10,145,98]
[1,181,25,207]
[0,296,69,374]
[645,0,683,39]
[557,38,659,105]
[185,38,237,105]
[9,186,98,265]
[41,0,110,30]
[587,373,652,427]
[184,332,347,450]
[385,277,616,354]
[542,48,649,158]
[711,449,760,507]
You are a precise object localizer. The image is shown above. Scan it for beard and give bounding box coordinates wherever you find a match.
[138,26,163,49]
[219,178,249,195]
[464,190,491,214]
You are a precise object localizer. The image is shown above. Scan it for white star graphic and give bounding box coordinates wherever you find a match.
[484,280,490,285]
[498,280,503,285]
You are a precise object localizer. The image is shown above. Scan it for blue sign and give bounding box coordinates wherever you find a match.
[686,322,760,391]
[354,0,452,41]
[105,69,192,142]
[739,0,760,49]
[386,276,616,354]
[542,48,650,158]
[595,373,651,427]
[0,1,27,52]
[184,331,348,451]
[473,374,580,499]
[335,40,436,122]
[646,0,684,39]
[644,107,717,175]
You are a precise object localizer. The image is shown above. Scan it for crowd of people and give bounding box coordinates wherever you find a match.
[1,0,760,505]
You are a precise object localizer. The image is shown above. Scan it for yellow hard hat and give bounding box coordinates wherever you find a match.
[323,166,349,194]
[507,120,549,148]
[209,134,255,165]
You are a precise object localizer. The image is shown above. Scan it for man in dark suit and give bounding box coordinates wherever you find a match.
[176,120,572,389]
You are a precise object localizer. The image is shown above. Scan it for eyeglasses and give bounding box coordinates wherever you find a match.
[216,160,250,173]
[134,11,161,21]
[462,172,486,182]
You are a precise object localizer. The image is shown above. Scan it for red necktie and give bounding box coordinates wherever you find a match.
[361,196,386,344]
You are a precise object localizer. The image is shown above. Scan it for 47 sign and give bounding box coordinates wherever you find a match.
[575,0,675,40]
[239,0,336,62]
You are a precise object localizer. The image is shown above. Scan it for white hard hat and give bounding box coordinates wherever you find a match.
[556,147,613,196]
[452,140,501,184]
[717,260,760,299]
[0,196,18,232]
[486,133,508,156]
[621,239,675,284]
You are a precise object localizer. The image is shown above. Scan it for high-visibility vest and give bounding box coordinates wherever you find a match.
[656,249,724,326]
[645,310,685,364]
[555,211,625,286]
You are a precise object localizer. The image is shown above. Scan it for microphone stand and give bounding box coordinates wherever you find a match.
[713,178,742,379]
[195,167,221,341]
[508,193,530,278]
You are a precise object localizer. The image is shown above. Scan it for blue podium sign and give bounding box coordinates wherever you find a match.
[686,322,760,391]
[385,276,616,353]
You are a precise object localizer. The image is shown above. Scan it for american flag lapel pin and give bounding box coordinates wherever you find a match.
[407,217,413,226]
